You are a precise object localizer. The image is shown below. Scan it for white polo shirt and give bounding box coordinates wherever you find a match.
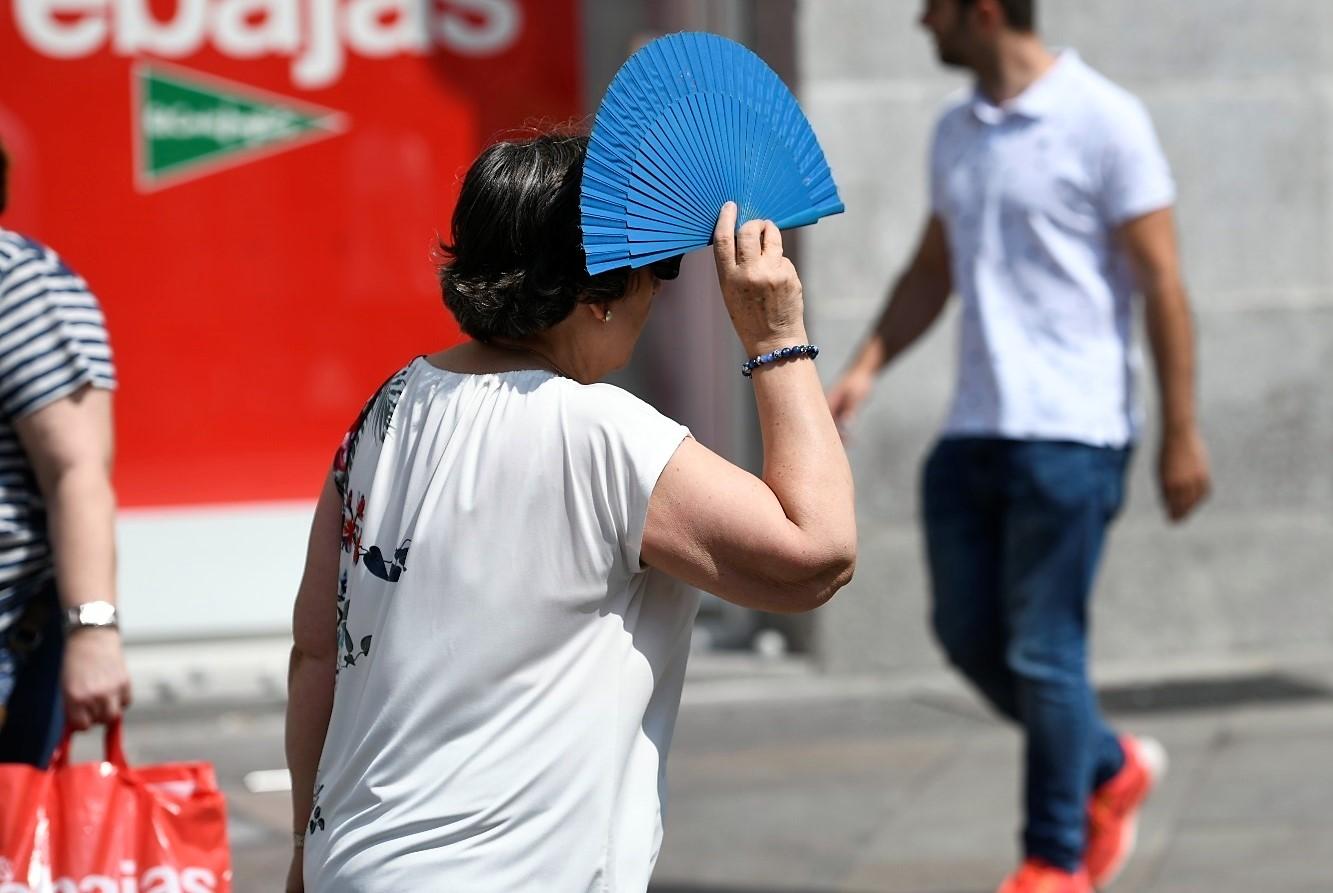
[930,50,1176,447]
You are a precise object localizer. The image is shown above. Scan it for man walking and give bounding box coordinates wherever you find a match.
[0,143,131,765]
[827,2,1210,891]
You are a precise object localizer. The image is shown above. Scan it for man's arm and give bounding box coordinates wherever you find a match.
[1119,206,1211,522]
[827,215,953,432]
[14,385,131,729]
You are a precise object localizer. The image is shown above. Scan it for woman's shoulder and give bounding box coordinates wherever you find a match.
[553,380,690,496]
[556,379,682,429]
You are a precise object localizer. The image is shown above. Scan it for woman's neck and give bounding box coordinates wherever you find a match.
[426,339,577,380]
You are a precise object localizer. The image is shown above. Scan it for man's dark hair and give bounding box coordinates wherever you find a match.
[959,0,1036,32]
[0,143,8,215]
[438,133,630,342]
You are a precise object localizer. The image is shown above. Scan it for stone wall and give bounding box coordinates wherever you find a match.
[797,0,1333,673]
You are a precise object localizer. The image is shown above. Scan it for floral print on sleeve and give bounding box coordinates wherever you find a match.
[340,491,365,563]
[332,363,412,503]
[329,362,417,680]
[335,570,371,671]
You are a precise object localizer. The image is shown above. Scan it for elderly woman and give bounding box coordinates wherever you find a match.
[285,134,856,892]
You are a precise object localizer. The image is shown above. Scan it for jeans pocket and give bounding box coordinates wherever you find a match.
[1099,448,1132,522]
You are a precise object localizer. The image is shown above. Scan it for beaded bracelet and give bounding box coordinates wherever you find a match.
[741,344,820,378]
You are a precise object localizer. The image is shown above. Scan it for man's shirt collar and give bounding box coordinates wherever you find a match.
[969,49,1079,125]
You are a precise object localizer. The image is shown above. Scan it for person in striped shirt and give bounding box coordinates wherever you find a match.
[0,142,131,766]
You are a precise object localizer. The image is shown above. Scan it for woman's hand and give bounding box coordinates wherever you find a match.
[712,202,806,356]
[61,627,132,730]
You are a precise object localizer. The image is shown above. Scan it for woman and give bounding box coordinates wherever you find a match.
[286,134,855,892]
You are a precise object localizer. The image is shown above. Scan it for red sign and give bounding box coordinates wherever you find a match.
[1,0,582,506]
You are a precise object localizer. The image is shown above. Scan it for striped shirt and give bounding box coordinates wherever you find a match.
[0,228,116,631]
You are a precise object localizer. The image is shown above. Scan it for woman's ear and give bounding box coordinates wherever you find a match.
[588,302,613,323]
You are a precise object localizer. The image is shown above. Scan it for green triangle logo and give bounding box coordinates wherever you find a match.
[134,63,347,191]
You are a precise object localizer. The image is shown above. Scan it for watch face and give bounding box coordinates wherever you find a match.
[78,602,117,626]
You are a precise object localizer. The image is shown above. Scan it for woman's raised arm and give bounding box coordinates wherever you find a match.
[642,204,856,612]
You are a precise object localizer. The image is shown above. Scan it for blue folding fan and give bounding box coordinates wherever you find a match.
[581,32,845,275]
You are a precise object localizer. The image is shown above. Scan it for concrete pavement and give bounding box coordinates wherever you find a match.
[110,650,1333,892]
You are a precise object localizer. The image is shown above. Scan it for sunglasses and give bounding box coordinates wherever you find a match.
[647,255,682,281]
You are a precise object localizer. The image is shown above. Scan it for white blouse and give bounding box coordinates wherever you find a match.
[305,357,695,892]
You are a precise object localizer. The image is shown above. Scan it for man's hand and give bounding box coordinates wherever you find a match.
[61,627,131,729]
[1159,425,1211,522]
[827,368,876,440]
[824,216,952,441]
[1119,208,1210,524]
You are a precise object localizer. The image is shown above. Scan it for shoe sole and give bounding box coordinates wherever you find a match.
[1095,737,1168,891]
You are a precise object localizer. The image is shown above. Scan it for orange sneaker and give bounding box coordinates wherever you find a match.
[1085,735,1168,888]
[997,859,1092,893]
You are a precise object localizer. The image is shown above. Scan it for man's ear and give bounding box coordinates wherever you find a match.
[975,0,1008,33]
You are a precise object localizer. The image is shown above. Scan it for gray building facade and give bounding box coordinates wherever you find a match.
[586,0,1333,675]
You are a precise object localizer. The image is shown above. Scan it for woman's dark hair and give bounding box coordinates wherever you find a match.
[438,134,630,341]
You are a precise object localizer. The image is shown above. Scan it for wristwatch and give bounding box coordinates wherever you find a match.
[64,600,119,633]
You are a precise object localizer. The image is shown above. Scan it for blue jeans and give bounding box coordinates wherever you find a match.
[0,585,66,768]
[922,438,1129,871]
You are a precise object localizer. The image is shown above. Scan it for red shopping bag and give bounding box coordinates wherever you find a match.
[0,721,231,892]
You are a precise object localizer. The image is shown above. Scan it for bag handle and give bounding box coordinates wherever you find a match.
[49,719,130,770]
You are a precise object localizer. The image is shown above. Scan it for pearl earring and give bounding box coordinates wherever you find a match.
[604,310,613,323]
